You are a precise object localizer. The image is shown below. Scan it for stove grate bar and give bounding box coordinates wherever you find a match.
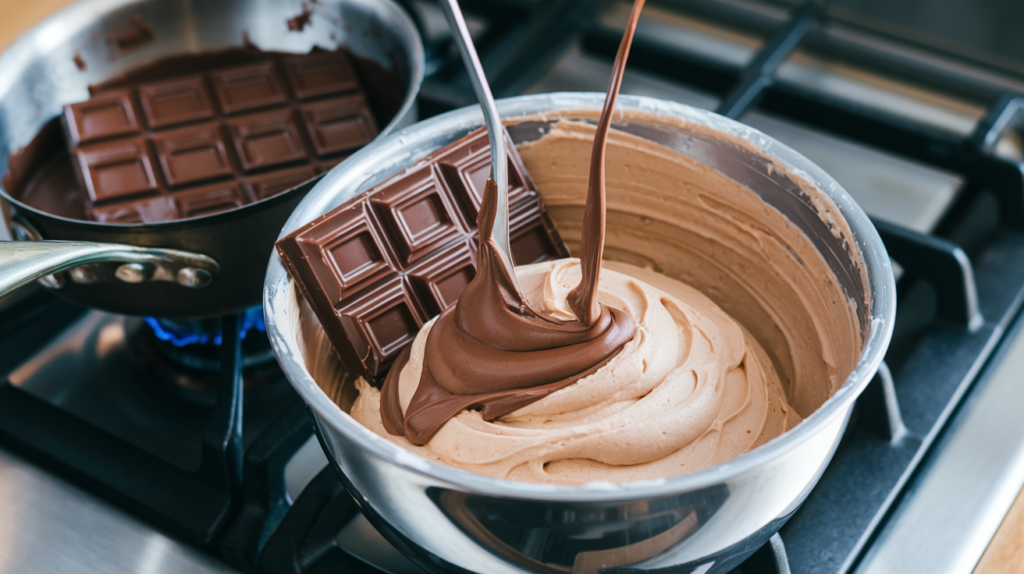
[257,464,386,574]
[730,533,791,574]
[853,362,908,445]
[759,84,1024,232]
[871,218,982,329]
[968,92,1024,154]
[716,2,819,120]
[581,13,1024,232]
[220,401,311,571]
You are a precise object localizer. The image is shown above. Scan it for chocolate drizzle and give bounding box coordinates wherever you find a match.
[380,0,646,445]
[383,180,635,444]
[568,0,644,326]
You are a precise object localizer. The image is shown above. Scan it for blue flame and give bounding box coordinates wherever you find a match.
[144,307,266,347]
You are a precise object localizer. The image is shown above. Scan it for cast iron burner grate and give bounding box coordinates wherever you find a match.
[3,0,1024,573]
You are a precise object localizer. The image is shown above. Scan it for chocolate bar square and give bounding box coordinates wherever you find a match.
[276,126,569,381]
[75,139,158,203]
[227,109,307,172]
[174,182,246,219]
[152,124,233,187]
[339,278,427,376]
[91,196,178,224]
[210,62,287,115]
[300,95,378,157]
[409,240,477,314]
[63,50,379,223]
[65,91,141,145]
[283,52,360,100]
[508,197,564,265]
[319,156,348,173]
[137,75,215,129]
[283,201,396,306]
[370,165,465,267]
[436,131,532,222]
[246,165,318,201]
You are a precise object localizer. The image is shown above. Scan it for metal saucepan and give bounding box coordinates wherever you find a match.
[264,93,896,573]
[0,0,423,318]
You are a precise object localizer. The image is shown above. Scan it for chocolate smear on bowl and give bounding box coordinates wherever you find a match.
[288,5,314,32]
[108,14,155,53]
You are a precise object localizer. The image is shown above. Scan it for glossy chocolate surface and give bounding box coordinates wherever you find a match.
[62,50,377,223]
[277,127,570,380]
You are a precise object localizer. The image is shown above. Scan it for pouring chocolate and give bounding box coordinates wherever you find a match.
[383,0,645,445]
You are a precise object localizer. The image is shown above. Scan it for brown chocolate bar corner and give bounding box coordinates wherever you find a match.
[277,127,570,381]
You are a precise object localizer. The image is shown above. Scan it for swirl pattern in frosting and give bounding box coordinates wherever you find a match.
[351,259,802,485]
[381,223,636,445]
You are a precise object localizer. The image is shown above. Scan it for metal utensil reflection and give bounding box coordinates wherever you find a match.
[437,0,521,292]
[0,240,219,296]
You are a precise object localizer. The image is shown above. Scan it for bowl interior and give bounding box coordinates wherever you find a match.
[266,93,895,496]
[302,110,866,421]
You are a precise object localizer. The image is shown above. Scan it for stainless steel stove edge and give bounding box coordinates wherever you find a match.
[854,311,1024,573]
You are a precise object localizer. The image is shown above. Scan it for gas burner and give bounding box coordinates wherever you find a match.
[134,308,282,406]
[144,306,266,348]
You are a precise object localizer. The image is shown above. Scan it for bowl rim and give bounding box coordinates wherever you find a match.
[264,92,897,502]
[0,0,425,228]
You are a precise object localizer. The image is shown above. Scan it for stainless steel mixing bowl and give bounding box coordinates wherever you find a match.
[264,93,896,574]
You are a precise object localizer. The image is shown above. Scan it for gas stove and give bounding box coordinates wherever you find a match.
[3,0,1024,573]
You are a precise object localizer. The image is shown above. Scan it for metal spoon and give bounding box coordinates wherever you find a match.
[438,0,521,288]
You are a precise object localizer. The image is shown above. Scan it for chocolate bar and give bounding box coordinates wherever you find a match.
[277,127,570,381]
[62,51,377,223]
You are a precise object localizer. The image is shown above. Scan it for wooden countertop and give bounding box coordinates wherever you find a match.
[976,488,1024,573]
[0,0,76,51]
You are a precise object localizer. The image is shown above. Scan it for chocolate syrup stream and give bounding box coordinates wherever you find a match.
[380,0,646,445]
[568,0,645,326]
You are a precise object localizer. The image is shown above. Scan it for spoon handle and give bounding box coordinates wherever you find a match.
[438,0,519,281]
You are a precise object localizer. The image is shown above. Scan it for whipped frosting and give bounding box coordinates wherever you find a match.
[516,120,863,418]
[351,259,802,484]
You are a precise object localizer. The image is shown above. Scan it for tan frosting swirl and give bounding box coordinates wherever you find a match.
[350,259,802,484]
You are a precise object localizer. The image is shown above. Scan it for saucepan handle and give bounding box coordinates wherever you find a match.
[0,240,221,298]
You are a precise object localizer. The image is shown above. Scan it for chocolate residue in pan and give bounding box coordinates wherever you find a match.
[108,14,155,53]
[5,47,407,222]
[288,5,313,31]
[3,118,87,220]
[73,53,86,71]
